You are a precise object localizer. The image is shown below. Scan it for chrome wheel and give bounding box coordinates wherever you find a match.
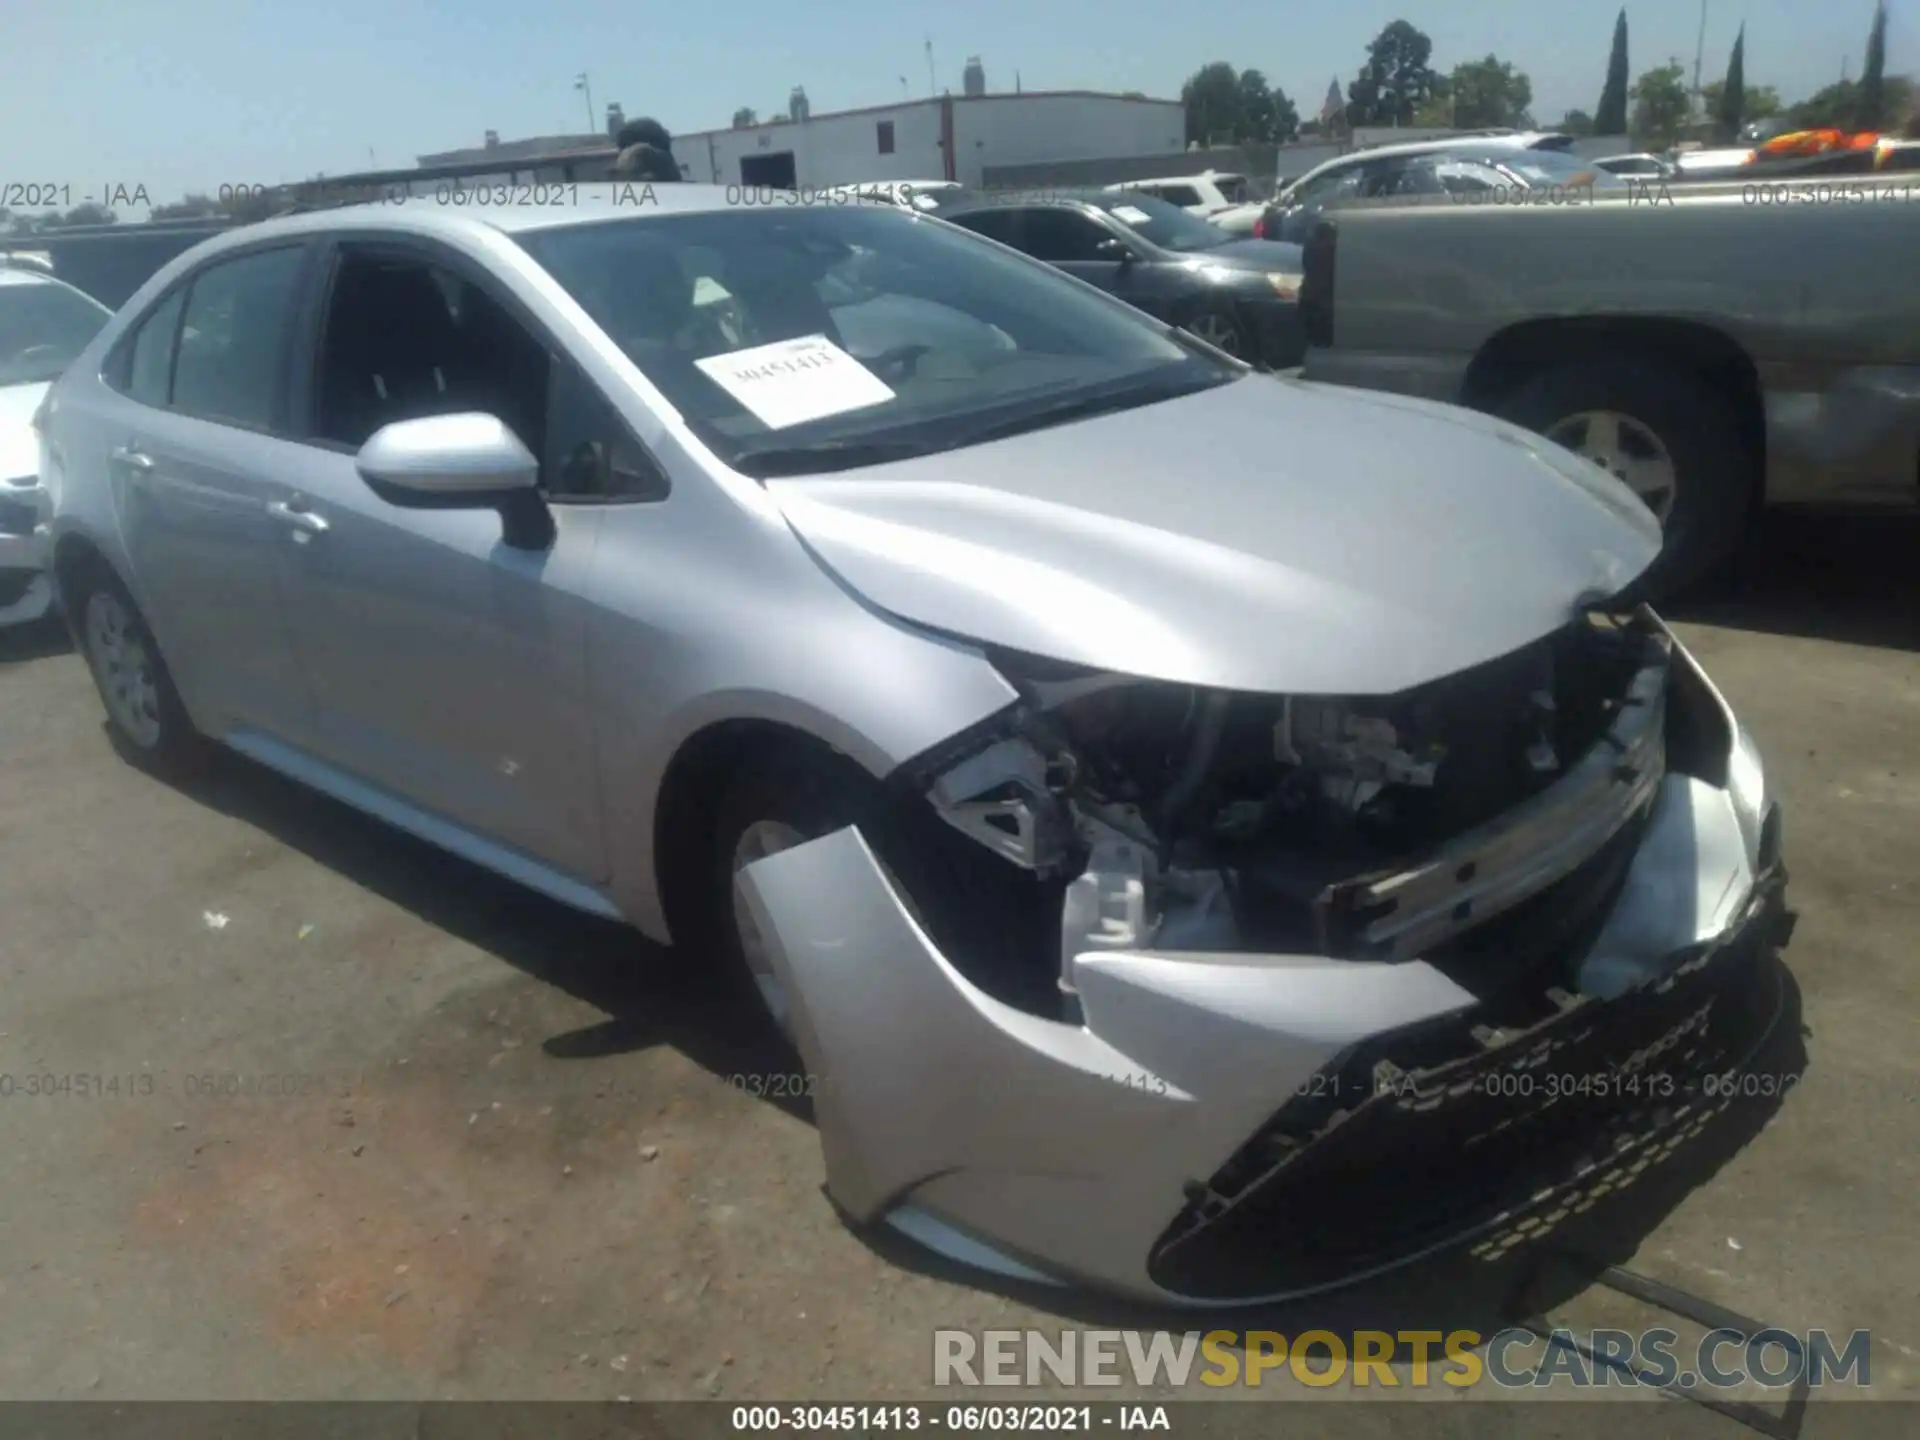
[730,819,808,1031]
[1187,311,1243,356]
[84,590,163,749]
[1545,410,1679,524]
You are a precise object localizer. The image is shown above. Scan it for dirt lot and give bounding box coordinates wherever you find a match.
[1,512,1916,1424]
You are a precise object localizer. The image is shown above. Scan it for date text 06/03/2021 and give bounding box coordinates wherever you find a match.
[730,1405,1171,1431]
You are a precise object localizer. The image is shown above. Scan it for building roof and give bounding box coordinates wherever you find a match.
[418,133,618,167]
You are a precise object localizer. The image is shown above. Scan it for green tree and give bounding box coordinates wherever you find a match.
[1237,69,1278,142]
[1788,74,1913,129]
[1412,89,1455,127]
[150,193,224,221]
[1704,81,1781,123]
[1346,20,1443,126]
[1182,61,1243,145]
[1448,55,1535,128]
[1631,60,1692,149]
[1595,9,1631,135]
[1716,26,1747,140]
[1268,83,1302,142]
[1858,1,1889,129]
[731,107,758,128]
[1560,107,1596,136]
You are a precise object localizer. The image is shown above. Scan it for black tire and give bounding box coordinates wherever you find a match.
[1493,356,1755,602]
[68,561,206,778]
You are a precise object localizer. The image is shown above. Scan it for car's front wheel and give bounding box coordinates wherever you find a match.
[1494,357,1754,601]
[703,749,882,1041]
[70,564,203,775]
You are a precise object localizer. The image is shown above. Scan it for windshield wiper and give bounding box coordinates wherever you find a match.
[948,377,1220,447]
[730,436,943,477]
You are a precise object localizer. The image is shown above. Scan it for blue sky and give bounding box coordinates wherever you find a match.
[3,0,1911,211]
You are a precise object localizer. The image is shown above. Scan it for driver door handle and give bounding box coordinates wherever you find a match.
[110,445,155,476]
[267,498,330,536]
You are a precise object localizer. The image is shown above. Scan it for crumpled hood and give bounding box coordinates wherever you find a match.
[0,382,49,485]
[768,374,1661,696]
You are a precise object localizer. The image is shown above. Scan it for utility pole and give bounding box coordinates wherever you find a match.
[1692,0,1710,119]
[575,72,594,133]
[925,39,937,97]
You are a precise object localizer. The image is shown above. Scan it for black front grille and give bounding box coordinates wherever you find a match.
[1147,875,1786,1301]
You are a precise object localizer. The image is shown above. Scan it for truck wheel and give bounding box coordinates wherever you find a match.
[1493,358,1753,601]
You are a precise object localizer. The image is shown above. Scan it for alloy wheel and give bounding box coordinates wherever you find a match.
[1545,409,1680,524]
[84,590,163,749]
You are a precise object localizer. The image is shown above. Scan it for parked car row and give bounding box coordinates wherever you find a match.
[28,182,1786,1304]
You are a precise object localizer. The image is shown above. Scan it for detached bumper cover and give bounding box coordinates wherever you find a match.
[737,631,1786,1305]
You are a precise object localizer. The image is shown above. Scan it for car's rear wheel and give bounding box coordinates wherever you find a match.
[1493,357,1754,602]
[71,565,204,776]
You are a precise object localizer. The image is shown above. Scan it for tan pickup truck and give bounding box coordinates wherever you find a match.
[1297,173,1920,594]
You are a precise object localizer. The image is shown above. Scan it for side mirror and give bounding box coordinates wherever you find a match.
[355,412,554,550]
[1095,236,1134,265]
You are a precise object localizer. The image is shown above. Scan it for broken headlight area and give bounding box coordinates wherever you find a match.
[888,612,1674,1021]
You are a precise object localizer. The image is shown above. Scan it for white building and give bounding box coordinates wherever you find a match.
[679,90,1186,190]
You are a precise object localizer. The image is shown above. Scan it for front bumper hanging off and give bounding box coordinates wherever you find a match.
[735,626,1789,1305]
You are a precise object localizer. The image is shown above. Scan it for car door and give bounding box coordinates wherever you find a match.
[262,237,614,887]
[1018,207,1136,294]
[104,241,322,743]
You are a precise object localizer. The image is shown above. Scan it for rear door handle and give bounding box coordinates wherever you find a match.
[110,445,155,477]
[266,499,330,536]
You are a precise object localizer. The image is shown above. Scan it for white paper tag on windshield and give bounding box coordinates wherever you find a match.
[1110,204,1152,226]
[694,334,896,430]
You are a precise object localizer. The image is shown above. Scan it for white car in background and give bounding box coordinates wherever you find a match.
[0,258,113,627]
[1108,169,1252,212]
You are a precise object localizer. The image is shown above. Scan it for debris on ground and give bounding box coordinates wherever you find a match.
[202,911,229,930]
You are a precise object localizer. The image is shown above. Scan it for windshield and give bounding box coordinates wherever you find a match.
[517,206,1236,476]
[0,280,113,386]
[1092,192,1231,253]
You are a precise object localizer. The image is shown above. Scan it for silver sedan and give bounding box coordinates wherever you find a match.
[39,186,1787,1304]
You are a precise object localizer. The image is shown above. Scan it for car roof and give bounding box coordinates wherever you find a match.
[1287,132,1571,185]
[0,264,106,308]
[940,187,1111,213]
[1117,172,1241,187]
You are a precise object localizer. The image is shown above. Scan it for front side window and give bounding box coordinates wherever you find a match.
[171,246,305,428]
[1095,192,1230,252]
[311,248,551,459]
[0,280,112,387]
[515,205,1234,477]
[1016,209,1116,263]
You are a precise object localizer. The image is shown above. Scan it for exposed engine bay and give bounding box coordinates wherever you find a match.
[891,611,1671,1019]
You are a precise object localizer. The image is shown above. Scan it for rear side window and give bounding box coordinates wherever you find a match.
[1157,185,1203,207]
[947,209,1021,246]
[171,246,305,430]
[125,289,186,406]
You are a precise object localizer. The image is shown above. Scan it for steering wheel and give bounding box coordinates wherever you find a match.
[864,343,932,382]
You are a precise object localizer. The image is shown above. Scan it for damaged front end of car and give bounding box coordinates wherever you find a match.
[734,606,1787,1305]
